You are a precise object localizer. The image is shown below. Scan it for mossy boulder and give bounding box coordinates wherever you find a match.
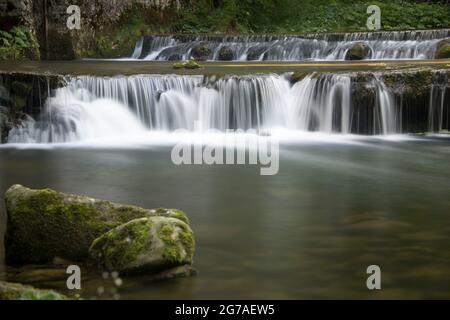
[435,39,450,59]
[183,59,202,69]
[89,217,195,274]
[190,42,212,61]
[218,46,234,61]
[4,184,189,265]
[0,281,66,300]
[246,45,268,61]
[345,42,372,60]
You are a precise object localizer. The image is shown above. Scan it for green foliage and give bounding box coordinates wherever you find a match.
[168,0,450,34]
[0,26,39,60]
[20,289,65,300]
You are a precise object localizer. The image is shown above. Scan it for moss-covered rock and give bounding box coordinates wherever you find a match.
[0,281,66,300]
[345,42,372,60]
[190,42,212,61]
[246,45,268,61]
[173,61,185,69]
[183,59,202,69]
[435,39,450,59]
[218,46,234,61]
[173,59,202,70]
[89,216,195,274]
[4,184,189,265]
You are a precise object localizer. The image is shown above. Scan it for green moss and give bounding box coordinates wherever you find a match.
[173,61,185,69]
[89,216,195,274]
[5,185,191,265]
[157,220,195,265]
[0,281,66,300]
[172,60,202,70]
[158,224,181,263]
[154,208,189,224]
[435,40,450,59]
[89,218,152,272]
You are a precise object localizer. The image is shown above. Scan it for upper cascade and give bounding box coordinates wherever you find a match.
[131,29,450,61]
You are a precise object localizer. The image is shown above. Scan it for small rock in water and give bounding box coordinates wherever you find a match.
[345,42,372,60]
[88,216,195,275]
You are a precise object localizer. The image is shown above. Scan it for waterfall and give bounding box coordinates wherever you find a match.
[8,87,146,143]
[7,71,449,143]
[429,70,449,132]
[288,74,351,132]
[132,30,450,61]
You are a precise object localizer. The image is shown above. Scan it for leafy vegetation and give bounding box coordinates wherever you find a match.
[119,0,450,34]
[0,26,39,60]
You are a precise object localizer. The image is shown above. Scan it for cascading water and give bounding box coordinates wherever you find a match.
[8,87,146,143]
[131,30,450,61]
[429,70,449,132]
[8,70,448,144]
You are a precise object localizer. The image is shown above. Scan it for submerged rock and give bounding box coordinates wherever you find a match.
[4,184,190,264]
[190,42,212,61]
[0,281,66,300]
[218,46,234,61]
[435,39,450,59]
[345,42,372,60]
[89,217,195,274]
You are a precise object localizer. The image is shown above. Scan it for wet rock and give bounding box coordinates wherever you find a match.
[148,264,197,281]
[435,39,450,59]
[0,106,12,143]
[89,217,195,275]
[350,73,378,134]
[0,281,66,300]
[172,59,202,70]
[345,42,372,60]
[190,42,212,61]
[168,54,182,61]
[218,46,234,61]
[4,184,190,264]
[246,45,268,61]
[289,71,311,84]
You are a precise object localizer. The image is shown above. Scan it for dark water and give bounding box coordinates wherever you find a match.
[1,136,450,299]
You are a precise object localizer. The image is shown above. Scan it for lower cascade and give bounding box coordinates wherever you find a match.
[6,70,450,143]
